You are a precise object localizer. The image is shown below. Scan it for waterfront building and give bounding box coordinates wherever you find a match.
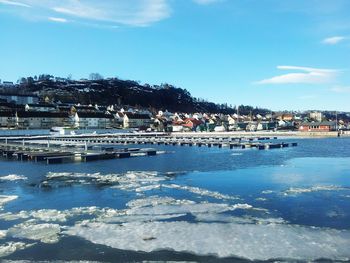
[76,112,114,129]
[123,112,152,129]
[16,111,69,129]
[299,121,336,132]
[182,118,203,131]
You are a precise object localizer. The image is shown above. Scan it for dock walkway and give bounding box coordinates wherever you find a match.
[0,133,297,164]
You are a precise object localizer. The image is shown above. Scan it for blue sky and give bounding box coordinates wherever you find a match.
[1,0,350,111]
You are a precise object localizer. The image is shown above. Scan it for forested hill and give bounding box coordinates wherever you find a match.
[1,75,270,115]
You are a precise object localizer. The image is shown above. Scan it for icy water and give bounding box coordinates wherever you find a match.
[1,137,350,262]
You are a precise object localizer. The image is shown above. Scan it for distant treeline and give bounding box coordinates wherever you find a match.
[1,74,271,115]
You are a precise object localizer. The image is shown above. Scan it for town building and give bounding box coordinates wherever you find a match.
[0,111,15,128]
[182,118,203,131]
[0,93,39,105]
[123,113,152,129]
[25,103,57,112]
[299,121,336,132]
[76,112,114,129]
[16,111,69,129]
[309,112,323,122]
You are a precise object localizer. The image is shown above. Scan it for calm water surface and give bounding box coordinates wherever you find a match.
[1,137,350,262]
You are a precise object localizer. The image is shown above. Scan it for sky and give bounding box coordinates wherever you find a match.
[0,0,350,111]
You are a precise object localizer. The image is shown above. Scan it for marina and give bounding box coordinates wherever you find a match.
[0,133,298,164]
[0,135,160,164]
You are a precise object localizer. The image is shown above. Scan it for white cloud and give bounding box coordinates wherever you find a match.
[2,0,171,27]
[0,0,30,8]
[330,85,350,93]
[256,66,338,85]
[193,0,222,5]
[48,17,68,23]
[322,36,347,45]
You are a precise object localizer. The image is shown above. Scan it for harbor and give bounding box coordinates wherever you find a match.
[0,135,159,164]
[0,132,298,165]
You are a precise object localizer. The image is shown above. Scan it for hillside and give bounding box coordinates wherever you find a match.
[1,75,270,115]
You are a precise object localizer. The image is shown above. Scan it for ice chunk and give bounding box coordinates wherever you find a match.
[261,190,274,194]
[0,210,30,221]
[43,171,165,191]
[0,174,27,181]
[126,196,194,209]
[163,184,240,200]
[135,184,161,192]
[283,185,349,196]
[0,195,18,208]
[65,221,350,261]
[8,221,61,243]
[0,229,7,239]
[30,209,68,222]
[0,242,35,257]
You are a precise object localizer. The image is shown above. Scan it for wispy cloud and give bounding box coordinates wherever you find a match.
[193,0,222,5]
[330,85,350,93]
[1,0,171,27]
[0,0,30,8]
[256,66,338,85]
[48,17,68,23]
[322,36,347,45]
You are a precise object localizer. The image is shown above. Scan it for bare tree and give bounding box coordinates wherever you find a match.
[89,73,103,80]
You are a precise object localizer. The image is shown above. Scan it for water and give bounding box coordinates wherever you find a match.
[1,137,350,262]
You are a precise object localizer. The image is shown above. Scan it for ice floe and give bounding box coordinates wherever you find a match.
[283,185,350,196]
[7,221,61,243]
[0,195,18,208]
[0,191,349,261]
[135,184,161,192]
[163,184,240,200]
[124,196,253,217]
[40,171,243,203]
[0,209,68,222]
[65,220,350,261]
[0,229,7,239]
[0,206,105,222]
[194,213,286,224]
[255,197,267,201]
[261,190,274,194]
[41,171,165,191]
[0,174,27,181]
[0,242,35,258]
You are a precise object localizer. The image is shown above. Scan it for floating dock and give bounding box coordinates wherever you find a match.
[0,141,160,165]
[0,133,298,164]
[48,134,296,150]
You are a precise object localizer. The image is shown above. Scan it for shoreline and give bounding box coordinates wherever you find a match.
[0,128,349,139]
[170,131,350,138]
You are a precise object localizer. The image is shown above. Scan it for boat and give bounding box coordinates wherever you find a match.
[50,127,76,136]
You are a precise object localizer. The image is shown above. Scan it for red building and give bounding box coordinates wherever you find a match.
[299,121,336,132]
[183,118,203,130]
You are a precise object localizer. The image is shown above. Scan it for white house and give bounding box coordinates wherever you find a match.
[77,112,114,128]
[123,113,152,129]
